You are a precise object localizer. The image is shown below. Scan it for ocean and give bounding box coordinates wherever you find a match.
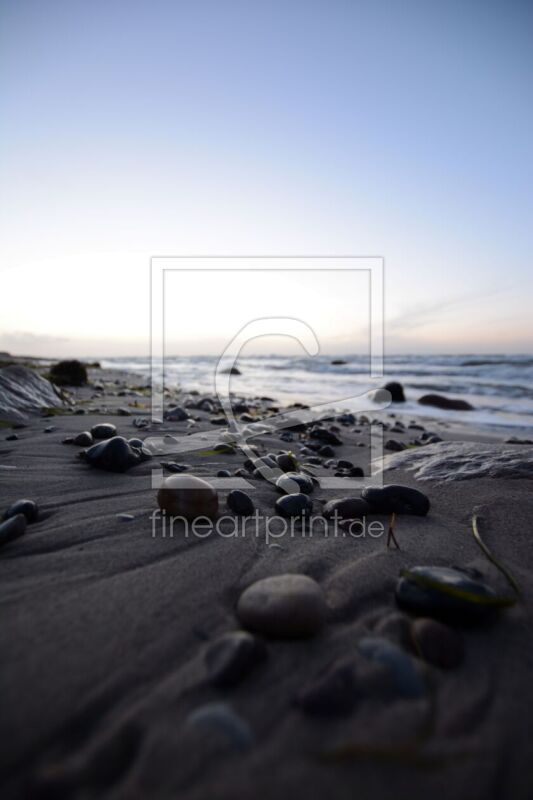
[102,354,533,432]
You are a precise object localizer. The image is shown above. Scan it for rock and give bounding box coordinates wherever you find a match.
[322,498,370,520]
[49,359,87,387]
[161,461,189,473]
[81,436,149,473]
[358,636,425,699]
[331,359,347,365]
[237,574,326,637]
[0,514,27,547]
[213,443,235,454]
[6,433,19,441]
[73,431,93,446]
[385,439,406,452]
[217,469,231,478]
[337,459,353,469]
[157,475,218,520]
[186,703,253,752]
[227,490,255,516]
[382,441,533,481]
[396,565,515,624]
[165,406,190,422]
[384,381,405,403]
[275,493,313,518]
[373,612,412,649]
[505,436,533,445]
[205,631,267,687]
[222,366,241,375]
[210,417,227,426]
[275,453,298,472]
[295,657,358,715]
[362,484,430,515]
[117,407,131,416]
[309,428,343,446]
[90,423,117,440]
[275,471,314,495]
[411,618,464,669]
[418,393,473,411]
[279,431,294,442]
[128,437,144,449]
[0,365,64,423]
[318,445,335,458]
[3,499,38,523]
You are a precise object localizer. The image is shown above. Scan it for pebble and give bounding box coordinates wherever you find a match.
[362,484,430,516]
[275,453,298,472]
[44,425,56,433]
[205,631,267,686]
[227,490,255,516]
[358,636,425,698]
[396,565,515,624]
[295,657,358,716]
[186,703,253,752]
[128,437,144,449]
[319,445,336,458]
[384,381,406,403]
[6,434,19,441]
[165,406,190,422]
[117,407,131,416]
[3,499,39,523]
[322,497,370,520]
[82,436,149,472]
[217,469,231,478]
[411,618,464,669]
[73,431,93,447]
[310,428,343,446]
[275,471,314,495]
[237,574,326,637]
[0,514,27,547]
[90,423,117,440]
[161,461,189,473]
[373,612,412,649]
[275,493,313,518]
[418,394,473,411]
[385,439,406,452]
[157,475,218,520]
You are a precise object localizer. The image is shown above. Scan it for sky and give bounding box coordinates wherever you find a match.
[0,0,532,358]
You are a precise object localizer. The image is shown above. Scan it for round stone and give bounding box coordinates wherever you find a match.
[384,382,405,402]
[3,498,39,523]
[205,631,267,686]
[73,431,93,446]
[82,436,144,473]
[322,498,370,520]
[275,493,313,518]
[411,618,464,669]
[396,565,514,624]
[90,423,117,440]
[237,574,326,637]
[227,490,254,516]
[276,453,298,472]
[186,702,253,752]
[157,475,218,520]
[275,471,314,495]
[362,484,430,516]
[0,514,27,547]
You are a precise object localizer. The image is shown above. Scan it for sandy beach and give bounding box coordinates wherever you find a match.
[1,361,532,799]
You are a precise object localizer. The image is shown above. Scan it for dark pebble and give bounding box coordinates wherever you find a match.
[384,381,406,402]
[81,436,149,472]
[275,493,313,518]
[362,484,430,516]
[411,618,464,669]
[6,434,19,441]
[3,499,39,523]
[319,445,336,457]
[205,631,267,687]
[90,423,117,440]
[385,439,406,452]
[275,453,298,472]
[276,471,314,495]
[217,469,231,478]
[0,514,27,547]
[396,565,513,625]
[227,490,255,516]
[310,428,343,446]
[323,497,370,519]
[73,431,94,446]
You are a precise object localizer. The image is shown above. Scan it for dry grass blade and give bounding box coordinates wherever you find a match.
[471,513,521,598]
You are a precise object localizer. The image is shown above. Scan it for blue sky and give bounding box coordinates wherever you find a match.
[1,0,532,356]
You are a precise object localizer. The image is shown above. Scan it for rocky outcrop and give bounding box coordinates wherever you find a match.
[382,441,533,481]
[418,394,473,411]
[0,365,64,422]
